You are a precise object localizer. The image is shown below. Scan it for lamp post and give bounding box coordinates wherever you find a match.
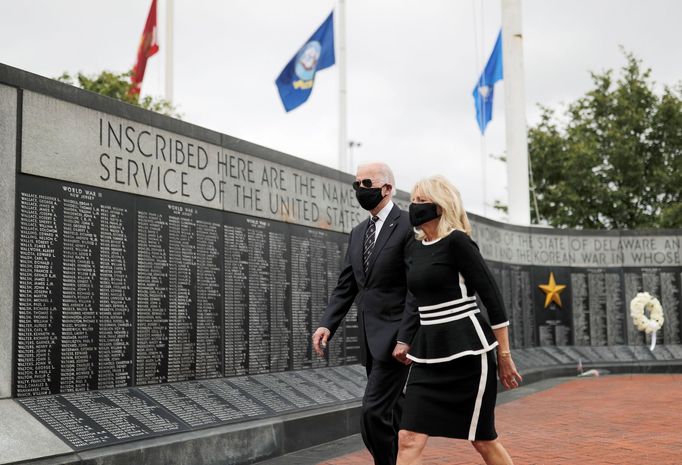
[348,140,362,174]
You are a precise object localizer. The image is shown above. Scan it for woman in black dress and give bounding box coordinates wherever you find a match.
[394,175,522,465]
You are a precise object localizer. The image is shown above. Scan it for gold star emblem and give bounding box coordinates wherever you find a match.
[538,272,566,309]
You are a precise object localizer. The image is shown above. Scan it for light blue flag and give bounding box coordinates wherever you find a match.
[473,30,503,133]
[276,12,335,112]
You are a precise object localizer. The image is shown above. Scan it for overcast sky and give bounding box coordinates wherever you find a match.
[2,0,681,222]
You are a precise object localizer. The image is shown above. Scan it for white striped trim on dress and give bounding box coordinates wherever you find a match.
[469,313,491,349]
[405,343,498,364]
[422,236,445,245]
[418,295,477,311]
[458,273,468,299]
[491,320,510,329]
[468,352,488,440]
[419,309,480,325]
[402,364,413,395]
[419,301,479,319]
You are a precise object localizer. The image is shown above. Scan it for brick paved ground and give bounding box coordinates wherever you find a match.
[319,374,682,465]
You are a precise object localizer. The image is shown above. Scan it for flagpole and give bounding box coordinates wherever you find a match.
[472,0,485,218]
[165,0,174,102]
[480,135,488,217]
[501,0,530,224]
[337,0,348,173]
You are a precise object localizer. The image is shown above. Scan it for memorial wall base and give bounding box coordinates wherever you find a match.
[0,398,361,465]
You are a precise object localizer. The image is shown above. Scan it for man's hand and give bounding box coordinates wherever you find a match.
[392,342,412,365]
[312,327,331,357]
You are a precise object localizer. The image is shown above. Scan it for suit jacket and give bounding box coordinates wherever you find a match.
[319,203,419,364]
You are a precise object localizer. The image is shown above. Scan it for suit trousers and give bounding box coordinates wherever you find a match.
[361,356,410,465]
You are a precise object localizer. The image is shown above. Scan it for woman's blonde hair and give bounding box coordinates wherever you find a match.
[411,175,472,240]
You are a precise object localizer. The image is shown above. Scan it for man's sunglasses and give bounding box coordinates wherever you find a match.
[353,179,389,191]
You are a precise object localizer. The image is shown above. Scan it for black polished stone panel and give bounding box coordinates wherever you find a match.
[15,176,134,397]
[19,388,188,450]
[19,366,366,451]
[14,176,356,397]
[533,267,573,347]
[488,262,534,349]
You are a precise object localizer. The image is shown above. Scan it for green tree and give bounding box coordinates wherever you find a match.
[57,70,181,118]
[528,51,682,229]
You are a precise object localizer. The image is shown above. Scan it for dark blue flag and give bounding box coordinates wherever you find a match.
[276,12,335,112]
[473,30,503,133]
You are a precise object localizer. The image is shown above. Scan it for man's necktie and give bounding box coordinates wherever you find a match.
[363,216,379,273]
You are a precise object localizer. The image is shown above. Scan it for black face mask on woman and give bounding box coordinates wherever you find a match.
[409,202,441,227]
[355,187,385,211]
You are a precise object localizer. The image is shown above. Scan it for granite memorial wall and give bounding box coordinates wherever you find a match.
[1,65,681,452]
[0,72,374,451]
[470,216,682,351]
[12,90,366,398]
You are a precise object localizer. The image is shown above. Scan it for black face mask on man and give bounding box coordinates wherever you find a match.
[355,186,385,211]
[409,202,441,227]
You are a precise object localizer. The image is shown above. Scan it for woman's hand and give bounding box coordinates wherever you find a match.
[498,353,522,390]
[392,342,412,365]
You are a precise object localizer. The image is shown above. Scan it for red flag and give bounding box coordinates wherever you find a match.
[129,0,159,96]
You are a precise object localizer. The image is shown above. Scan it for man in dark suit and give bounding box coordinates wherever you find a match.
[312,162,418,465]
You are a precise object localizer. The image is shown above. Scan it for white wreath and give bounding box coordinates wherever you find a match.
[630,292,664,350]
